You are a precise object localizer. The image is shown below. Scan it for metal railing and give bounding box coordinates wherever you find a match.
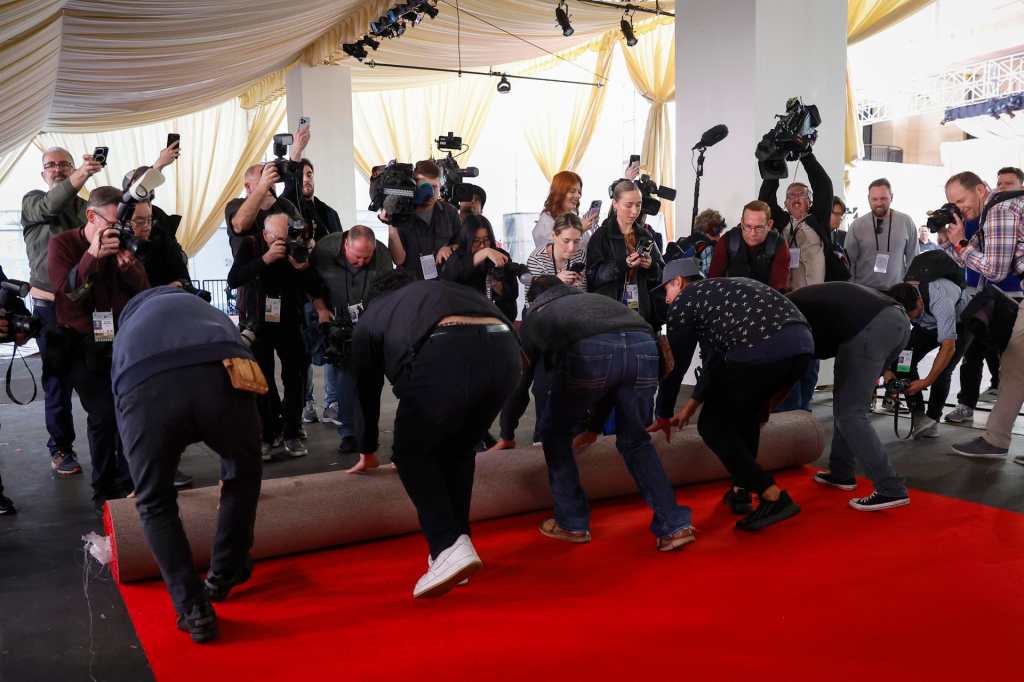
[862,144,904,163]
[200,279,237,315]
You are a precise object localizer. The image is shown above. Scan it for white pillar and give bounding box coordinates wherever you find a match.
[285,64,358,228]
[675,0,848,235]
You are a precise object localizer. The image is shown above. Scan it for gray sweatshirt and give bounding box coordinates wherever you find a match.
[845,209,919,290]
[21,179,88,293]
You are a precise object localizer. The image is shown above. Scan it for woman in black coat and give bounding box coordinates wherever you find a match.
[439,214,520,320]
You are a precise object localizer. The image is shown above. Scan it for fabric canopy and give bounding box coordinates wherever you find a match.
[0,0,676,156]
[954,115,1024,142]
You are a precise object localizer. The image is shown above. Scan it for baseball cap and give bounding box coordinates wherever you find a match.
[652,257,703,290]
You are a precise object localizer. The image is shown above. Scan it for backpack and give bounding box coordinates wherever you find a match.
[904,250,966,314]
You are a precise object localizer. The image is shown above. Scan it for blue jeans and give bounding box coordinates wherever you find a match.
[32,301,76,454]
[305,363,338,406]
[331,366,357,438]
[539,331,691,538]
[774,358,820,412]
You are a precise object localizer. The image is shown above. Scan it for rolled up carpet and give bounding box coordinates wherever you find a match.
[105,410,823,583]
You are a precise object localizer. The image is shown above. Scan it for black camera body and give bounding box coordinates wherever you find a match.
[321,317,355,367]
[756,98,822,180]
[272,134,301,182]
[926,202,962,232]
[438,152,479,204]
[886,377,911,397]
[284,218,311,263]
[635,175,676,217]
[0,279,41,339]
[488,260,529,281]
[368,160,417,223]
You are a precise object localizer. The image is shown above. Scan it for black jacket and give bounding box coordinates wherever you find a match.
[140,204,191,287]
[282,175,343,240]
[439,247,519,321]
[395,202,461,280]
[585,219,664,325]
[227,236,318,328]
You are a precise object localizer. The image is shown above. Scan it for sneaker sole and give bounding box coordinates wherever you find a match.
[657,532,696,552]
[813,476,856,491]
[950,447,1007,460]
[53,467,83,476]
[285,450,308,458]
[539,525,591,544]
[736,504,801,532]
[414,559,482,598]
[849,497,910,511]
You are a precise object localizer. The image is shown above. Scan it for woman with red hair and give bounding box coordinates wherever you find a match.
[532,170,598,248]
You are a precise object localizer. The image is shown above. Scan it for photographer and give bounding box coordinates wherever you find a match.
[390,160,461,280]
[708,200,789,291]
[349,273,521,598]
[532,171,599,249]
[672,209,724,277]
[789,282,913,512]
[120,167,192,288]
[586,179,663,326]
[651,262,811,531]
[228,212,317,459]
[938,171,1024,458]
[439,215,520,320]
[224,163,300,257]
[48,186,147,510]
[458,183,487,221]
[0,265,33,515]
[845,179,918,290]
[758,152,832,290]
[21,146,101,476]
[284,124,343,240]
[831,196,848,247]
[309,225,393,454]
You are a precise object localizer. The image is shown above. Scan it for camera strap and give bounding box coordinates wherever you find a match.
[5,342,38,406]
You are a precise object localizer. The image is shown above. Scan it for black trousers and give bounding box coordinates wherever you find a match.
[392,326,521,558]
[903,325,968,421]
[66,350,132,501]
[697,354,811,495]
[957,322,998,408]
[115,363,263,614]
[252,322,308,441]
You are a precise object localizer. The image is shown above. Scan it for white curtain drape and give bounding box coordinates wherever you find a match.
[954,115,1024,141]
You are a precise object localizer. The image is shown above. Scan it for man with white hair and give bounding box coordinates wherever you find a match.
[21,147,102,477]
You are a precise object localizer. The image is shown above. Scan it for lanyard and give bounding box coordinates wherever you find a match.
[873,211,892,253]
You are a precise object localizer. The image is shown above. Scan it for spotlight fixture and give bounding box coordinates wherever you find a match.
[555,0,574,37]
[620,11,637,47]
[496,75,512,94]
[421,2,438,19]
[342,41,369,61]
[361,35,380,51]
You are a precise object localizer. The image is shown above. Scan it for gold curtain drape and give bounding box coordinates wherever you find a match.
[618,21,676,239]
[523,33,616,183]
[845,0,936,167]
[351,77,496,178]
[36,97,286,257]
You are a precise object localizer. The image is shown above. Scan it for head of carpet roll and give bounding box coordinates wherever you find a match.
[653,257,703,305]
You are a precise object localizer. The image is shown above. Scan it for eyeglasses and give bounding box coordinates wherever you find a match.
[741,225,768,233]
[43,161,74,171]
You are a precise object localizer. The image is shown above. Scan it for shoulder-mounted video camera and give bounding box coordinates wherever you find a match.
[368,160,417,224]
[756,97,821,180]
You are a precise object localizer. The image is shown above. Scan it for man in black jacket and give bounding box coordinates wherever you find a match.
[789,282,913,511]
[350,273,521,599]
[227,212,317,459]
[284,123,343,241]
[388,160,461,280]
[520,276,694,552]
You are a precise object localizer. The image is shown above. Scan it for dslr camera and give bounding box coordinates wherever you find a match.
[926,203,961,233]
[488,260,529,281]
[635,175,676,217]
[320,317,355,367]
[284,217,311,263]
[0,279,41,339]
[885,377,911,398]
[756,97,822,180]
[272,134,301,182]
[368,160,417,224]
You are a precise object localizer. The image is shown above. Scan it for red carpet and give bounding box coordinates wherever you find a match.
[118,468,1023,681]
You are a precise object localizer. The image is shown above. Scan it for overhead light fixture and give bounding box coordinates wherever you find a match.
[342,41,369,61]
[361,35,380,51]
[620,11,637,47]
[421,2,439,19]
[555,0,574,37]
[497,75,512,94]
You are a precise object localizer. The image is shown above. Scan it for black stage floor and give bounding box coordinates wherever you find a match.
[1,357,1022,681]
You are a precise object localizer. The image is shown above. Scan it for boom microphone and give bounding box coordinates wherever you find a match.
[692,124,729,150]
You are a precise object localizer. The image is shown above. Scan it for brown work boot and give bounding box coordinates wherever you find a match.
[656,526,696,552]
[538,518,591,544]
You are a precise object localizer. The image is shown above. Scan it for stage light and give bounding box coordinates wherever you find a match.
[361,35,380,51]
[555,1,574,37]
[620,13,637,47]
[342,42,368,61]
[421,2,439,19]
[497,75,512,94]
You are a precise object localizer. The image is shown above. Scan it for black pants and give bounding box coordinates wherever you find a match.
[903,325,968,421]
[697,354,811,495]
[958,322,998,408]
[66,349,132,501]
[252,323,308,441]
[392,326,521,559]
[33,301,76,454]
[115,363,263,614]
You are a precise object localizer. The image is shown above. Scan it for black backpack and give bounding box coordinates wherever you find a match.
[904,250,965,314]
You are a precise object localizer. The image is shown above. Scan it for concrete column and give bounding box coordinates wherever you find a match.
[675,0,848,235]
[285,64,358,228]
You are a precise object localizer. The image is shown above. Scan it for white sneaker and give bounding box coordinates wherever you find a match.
[944,405,974,424]
[413,535,481,599]
[911,415,939,439]
[427,553,469,586]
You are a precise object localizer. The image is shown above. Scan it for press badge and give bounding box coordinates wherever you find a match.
[347,303,363,324]
[789,247,801,269]
[624,283,640,311]
[897,350,912,374]
[420,254,438,280]
[265,297,282,323]
[92,312,114,343]
[874,253,890,274]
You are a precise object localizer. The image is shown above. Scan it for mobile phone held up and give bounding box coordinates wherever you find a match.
[299,116,311,129]
[587,199,602,216]
[92,146,108,167]
[167,133,180,149]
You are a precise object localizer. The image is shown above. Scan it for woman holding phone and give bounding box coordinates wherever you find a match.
[532,171,599,249]
[525,213,587,291]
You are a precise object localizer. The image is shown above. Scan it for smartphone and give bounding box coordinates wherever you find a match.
[167,133,180,148]
[299,116,311,128]
[568,261,585,274]
[588,199,602,216]
[629,154,640,165]
[637,240,654,257]
[92,146,108,167]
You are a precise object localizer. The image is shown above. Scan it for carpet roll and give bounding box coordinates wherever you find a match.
[106,410,823,583]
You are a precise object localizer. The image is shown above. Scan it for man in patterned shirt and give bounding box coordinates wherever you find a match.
[651,259,813,531]
[940,171,1024,459]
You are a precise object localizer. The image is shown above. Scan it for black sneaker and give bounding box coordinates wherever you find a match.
[813,471,856,491]
[173,469,193,489]
[736,491,800,532]
[722,486,753,515]
[337,436,357,454]
[176,600,218,643]
[205,555,254,602]
[0,495,16,515]
[849,490,910,512]
[51,450,83,476]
